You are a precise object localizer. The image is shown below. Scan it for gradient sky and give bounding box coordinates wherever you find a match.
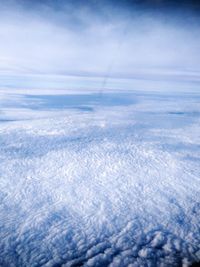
[0,0,200,90]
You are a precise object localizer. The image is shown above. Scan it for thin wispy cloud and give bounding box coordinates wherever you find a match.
[0,0,200,89]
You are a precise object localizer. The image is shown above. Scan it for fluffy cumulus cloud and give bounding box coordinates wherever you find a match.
[1,1,200,267]
[1,89,200,266]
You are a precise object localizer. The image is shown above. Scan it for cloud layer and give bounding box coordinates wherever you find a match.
[1,89,200,266]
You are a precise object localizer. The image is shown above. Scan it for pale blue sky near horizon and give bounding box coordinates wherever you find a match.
[0,0,200,93]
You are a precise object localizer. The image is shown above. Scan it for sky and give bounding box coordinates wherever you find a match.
[0,0,200,90]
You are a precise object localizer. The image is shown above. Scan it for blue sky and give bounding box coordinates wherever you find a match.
[0,0,200,90]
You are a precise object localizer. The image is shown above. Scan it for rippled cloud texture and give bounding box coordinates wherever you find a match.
[1,89,200,267]
[1,1,200,267]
